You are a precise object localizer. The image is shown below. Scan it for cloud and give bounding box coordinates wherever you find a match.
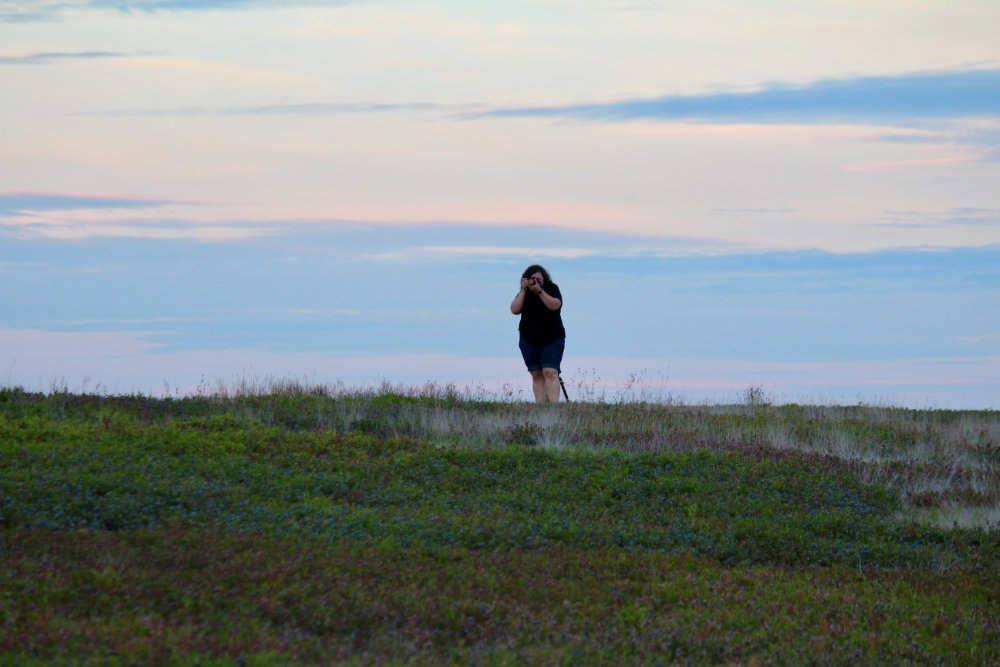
[65,69,1000,130]
[466,69,1000,125]
[712,207,796,216]
[0,191,191,217]
[90,0,362,9]
[2,325,996,408]
[0,1,61,22]
[843,155,977,173]
[224,102,449,116]
[956,334,1000,346]
[0,327,162,359]
[873,124,1000,148]
[366,246,600,261]
[872,208,1000,229]
[73,101,455,118]
[865,120,1000,161]
[7,221,274,241]
[943,208,1000,227]
[0,50,136,65]
[3,228,997,408]
[0,0,364,21]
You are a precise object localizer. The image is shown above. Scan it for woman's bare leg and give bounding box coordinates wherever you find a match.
[530,369,546,403]
[542,368,560,403]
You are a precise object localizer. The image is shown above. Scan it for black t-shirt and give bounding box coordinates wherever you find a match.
[519,282,566,346]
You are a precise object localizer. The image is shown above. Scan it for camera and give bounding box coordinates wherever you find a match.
[526,277,536,285]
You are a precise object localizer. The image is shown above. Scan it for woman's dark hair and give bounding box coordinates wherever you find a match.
[522,264,552,284]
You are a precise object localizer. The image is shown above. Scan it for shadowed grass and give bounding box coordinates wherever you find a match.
[3,529,998,665]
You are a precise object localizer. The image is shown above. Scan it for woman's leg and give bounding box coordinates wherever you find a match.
[529,368,546,403]
[520,335,547,403]
[538,339,564,403]
[542,367,560,403]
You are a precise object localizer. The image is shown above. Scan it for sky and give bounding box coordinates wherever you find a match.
[1,0,999,407]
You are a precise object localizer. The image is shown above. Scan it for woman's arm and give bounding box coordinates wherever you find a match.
[511,281,528,314]
[536,287,561,311]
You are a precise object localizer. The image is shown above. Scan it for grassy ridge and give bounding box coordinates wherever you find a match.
[8,385,1000,527]
[1,387,999,664]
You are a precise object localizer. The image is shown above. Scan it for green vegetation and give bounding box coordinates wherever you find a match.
[2,385,998,664]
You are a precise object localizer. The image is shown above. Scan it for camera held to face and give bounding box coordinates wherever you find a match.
[526,277,536,286]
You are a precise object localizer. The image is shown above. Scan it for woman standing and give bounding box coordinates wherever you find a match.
[510,264,566,403]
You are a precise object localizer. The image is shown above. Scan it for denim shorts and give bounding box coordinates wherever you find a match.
[519,335,565,372]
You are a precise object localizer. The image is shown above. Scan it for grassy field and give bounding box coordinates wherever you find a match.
[1,384,998,664]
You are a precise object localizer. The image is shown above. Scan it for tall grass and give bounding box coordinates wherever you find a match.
[246,377,999,530]
[9,375,998,529]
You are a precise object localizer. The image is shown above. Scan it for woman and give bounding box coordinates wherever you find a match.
[510,264,566,403]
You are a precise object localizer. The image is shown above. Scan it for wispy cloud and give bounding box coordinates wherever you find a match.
[3,325,997,407]
[872,123,1000,148]
[872,207,1000,229]
[367,246,600,261]
[0,1,62,22]
[0,191,188,216]
[89,0,361,9]
[3,226,997,408]
[956,333,1000,346]
[227,101,446,116]
[0,50,136,65]
[63,69,1000,129]
[712,207,797,216]
[290,309,359,317]
[466,69,1000,125]
[943,208,1000,226]
[0,0,363,21]
[72,101,456,118]
[844,155,977,173]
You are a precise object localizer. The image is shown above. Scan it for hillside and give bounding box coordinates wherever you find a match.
[2,386,998,664]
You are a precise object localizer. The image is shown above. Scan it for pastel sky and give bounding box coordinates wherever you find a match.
[2,0,998,407]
